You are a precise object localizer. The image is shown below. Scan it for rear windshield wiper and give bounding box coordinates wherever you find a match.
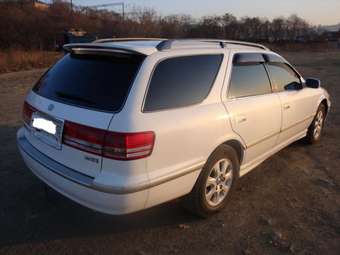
[55,91,96,106]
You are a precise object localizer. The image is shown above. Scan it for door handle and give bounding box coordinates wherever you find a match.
[283,104,291,110]
[236,115,247,123]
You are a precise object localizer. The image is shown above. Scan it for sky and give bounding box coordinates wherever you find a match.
[63,0,340,25]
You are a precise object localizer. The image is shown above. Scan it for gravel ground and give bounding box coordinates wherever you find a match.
[0,51,339,255]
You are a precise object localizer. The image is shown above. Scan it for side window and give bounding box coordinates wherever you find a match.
[228,63,272,99]
[143,55,223,111]
[266,63,301,92]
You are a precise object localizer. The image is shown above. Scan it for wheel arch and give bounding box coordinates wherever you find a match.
[221,139,245,165]
[317,92,330,117]
[320,98,329,117]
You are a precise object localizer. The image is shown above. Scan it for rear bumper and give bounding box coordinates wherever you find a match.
[17,127,148,215]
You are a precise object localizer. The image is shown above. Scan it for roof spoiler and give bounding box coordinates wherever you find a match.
[63,43,145,56]
[94,37,166,43]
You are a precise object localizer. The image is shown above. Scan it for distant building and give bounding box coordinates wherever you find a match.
[33,0,49,10]
[322,30,340,42]
[1,0,50,10]
[55,29,97,50]
[322,29,340,48]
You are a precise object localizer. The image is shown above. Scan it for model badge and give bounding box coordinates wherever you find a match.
[85,156,99,164]
[48,104,54,111]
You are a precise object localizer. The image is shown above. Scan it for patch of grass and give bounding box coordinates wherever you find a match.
[0,49,62,74]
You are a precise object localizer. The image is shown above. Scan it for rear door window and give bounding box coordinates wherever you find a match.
[228,63,272,98]
[33,53,145,112]
[143,55,223,111]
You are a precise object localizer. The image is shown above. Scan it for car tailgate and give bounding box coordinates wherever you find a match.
[24,92,114,178]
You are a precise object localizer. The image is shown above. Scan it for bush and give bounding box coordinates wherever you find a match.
[0,50,62,73]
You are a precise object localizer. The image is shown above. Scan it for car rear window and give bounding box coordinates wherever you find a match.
[33,53,145,112]
[143,55,223,112]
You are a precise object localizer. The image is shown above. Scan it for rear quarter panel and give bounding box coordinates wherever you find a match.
[106,49,245,205]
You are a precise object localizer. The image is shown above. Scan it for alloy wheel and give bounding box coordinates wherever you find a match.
[205,158,233,207]
[313,110,324,139]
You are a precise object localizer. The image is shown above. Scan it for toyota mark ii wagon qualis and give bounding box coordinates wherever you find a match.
[17,38,331,217]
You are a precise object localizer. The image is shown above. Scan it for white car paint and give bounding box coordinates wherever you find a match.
[17,39,331,215]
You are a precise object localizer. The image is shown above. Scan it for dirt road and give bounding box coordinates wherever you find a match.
[0,52,339,255]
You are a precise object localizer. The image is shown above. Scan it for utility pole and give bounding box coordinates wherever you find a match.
[69,0,73,27]
[122,2,125,21]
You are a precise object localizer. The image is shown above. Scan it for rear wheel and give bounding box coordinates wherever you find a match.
[306,104,326,144]
[183,144,239,218]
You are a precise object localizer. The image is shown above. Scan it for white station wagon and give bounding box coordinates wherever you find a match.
[17,39,331,217]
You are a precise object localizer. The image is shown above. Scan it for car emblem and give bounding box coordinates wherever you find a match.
[48,104,54,111]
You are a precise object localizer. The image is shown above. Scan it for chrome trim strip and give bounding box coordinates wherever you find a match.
[17,130,204,194]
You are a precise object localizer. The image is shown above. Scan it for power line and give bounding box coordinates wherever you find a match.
[87,2,125,20]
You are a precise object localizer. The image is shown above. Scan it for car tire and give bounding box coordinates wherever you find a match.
[183,144,239,218]
[305,104,326,144]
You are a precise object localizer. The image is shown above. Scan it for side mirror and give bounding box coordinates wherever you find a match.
[284,82,303,91]
[305,78,321,89]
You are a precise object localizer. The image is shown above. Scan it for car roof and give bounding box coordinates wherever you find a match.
[64,38,269,56]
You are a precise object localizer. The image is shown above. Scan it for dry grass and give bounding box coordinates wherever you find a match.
[0,49,62,74]
[268,41,339,52]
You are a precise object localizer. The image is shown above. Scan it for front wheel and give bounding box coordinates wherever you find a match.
[183,144,239,218]
[305,104,326,144]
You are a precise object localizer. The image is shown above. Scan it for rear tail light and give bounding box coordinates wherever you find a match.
[103,131,155,160]
[22,101,36,125]
[63,121,106,156]
[63,121,155,160]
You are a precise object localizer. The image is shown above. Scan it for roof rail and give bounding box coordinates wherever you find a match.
[156,39,225,51]
[222,40,269,50]
[156,39,269,51]
[94,38,166,43]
